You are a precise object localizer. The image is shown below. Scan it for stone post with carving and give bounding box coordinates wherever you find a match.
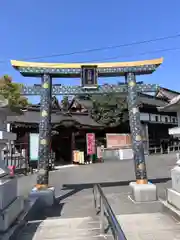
[0,96,24,232]
[158,95,180,209]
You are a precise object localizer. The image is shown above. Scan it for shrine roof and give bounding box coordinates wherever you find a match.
[69,97,93,110]
[11,58,163,77]
[68,93,167,110]
[7,111,102,128]
[28,96,61,111]
[138,93,167,107]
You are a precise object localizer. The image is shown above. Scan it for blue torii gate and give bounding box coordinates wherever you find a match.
[11,58,163,189]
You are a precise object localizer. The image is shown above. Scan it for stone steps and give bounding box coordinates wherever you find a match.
[117,212,180,240]
[17,216,112,239]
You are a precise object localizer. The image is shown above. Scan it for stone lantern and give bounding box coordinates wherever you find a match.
[158,95,180,210]
[0,96,24,232]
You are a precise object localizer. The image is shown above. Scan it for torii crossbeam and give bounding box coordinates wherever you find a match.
[11,58,163,189]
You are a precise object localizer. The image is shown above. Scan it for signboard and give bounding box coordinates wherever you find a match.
[106,134,131,149]
[29,133,39,161]
[81,65,98,88]
[86,133,96,155]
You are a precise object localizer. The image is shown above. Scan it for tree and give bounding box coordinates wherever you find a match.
[0,75,29,109]
[61,96,70,112]
[90,93,128,127]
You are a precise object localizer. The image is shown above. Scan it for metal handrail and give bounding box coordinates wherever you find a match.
[93,184,127,240]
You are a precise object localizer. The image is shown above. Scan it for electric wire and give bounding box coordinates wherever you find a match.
[0,32,180,63]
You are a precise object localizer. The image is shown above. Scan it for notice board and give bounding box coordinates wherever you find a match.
[106,134,131,149]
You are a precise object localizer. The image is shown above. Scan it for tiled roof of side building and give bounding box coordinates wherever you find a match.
[155,87,180,100]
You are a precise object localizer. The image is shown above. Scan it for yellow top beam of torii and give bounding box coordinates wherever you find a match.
[11,57,163,69]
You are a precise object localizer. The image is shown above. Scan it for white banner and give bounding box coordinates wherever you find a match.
[30,133,39,161]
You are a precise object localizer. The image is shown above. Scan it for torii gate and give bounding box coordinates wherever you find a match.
[11,58,163,189]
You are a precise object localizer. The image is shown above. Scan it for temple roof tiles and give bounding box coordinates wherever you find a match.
[7,111,102,128]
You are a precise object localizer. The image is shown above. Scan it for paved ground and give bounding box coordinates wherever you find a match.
[48,153,176,197]
[15,153,179,239]
[17,153,176,198]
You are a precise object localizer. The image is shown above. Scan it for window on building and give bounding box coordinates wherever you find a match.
[155,116,158,122]
[165,117,168,123]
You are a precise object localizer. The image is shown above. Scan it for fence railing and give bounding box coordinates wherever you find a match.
[149,144,180,155]
[3,155,30,175]
[93,184,127,240]
[3,151,55,175]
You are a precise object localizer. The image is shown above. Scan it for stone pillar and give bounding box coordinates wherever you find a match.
[166,158,180,210]
[37,74,52,188]
[126,72,148,184]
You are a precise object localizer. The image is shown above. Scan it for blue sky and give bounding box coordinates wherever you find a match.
[0,0,180,103]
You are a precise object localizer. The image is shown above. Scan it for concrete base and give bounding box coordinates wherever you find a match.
[167,188,180,210]
[171,166,180,193]
[0,178,17,210]
[129,182,157,202]
[29,187,55,207]
[102,148,134,161]
[0,197,24,232]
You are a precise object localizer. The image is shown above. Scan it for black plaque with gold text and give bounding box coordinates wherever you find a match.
[81,65,98,88]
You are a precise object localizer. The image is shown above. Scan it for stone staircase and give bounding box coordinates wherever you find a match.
[16,216,113,239]
[15,188,113,239]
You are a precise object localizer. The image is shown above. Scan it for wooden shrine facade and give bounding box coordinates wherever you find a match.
[7,102,103,167]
